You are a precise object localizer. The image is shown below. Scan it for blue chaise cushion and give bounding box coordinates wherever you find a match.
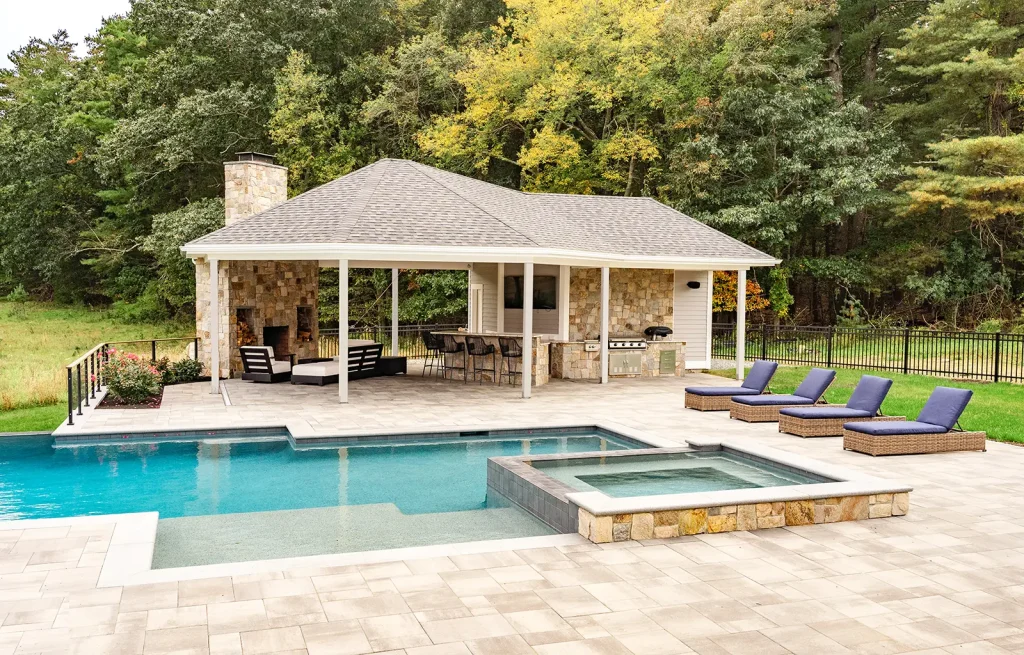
[846,375,893,414]
[916,387,974,430]
[779,407,873,419]
[685,387,761,397]
[740,361,778,393]
[843,420,947,436]
[792,368,837,401]
[732,394,814,406]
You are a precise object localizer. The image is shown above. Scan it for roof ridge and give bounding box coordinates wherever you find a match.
[403,161,542,248]
[346,160,391,240]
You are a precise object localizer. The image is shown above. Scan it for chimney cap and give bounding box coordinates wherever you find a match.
[235,152,277,165]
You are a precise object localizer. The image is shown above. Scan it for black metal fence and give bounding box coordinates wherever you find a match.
[318,324,465,359]
[65,337,199,426]
[712,323,1024,383]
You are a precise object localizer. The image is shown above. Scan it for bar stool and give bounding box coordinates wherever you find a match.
[421,331,443,377]
[465,336,497,383]
[440,334,467,382]
[498,337,523,386]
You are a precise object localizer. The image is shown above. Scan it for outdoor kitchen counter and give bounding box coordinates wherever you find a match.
[434,332,549,386]
[549,339,686,380]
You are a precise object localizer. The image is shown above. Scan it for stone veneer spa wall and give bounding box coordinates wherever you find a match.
[577,492,910,543]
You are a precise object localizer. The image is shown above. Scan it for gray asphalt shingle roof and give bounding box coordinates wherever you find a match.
[189,159,775,263]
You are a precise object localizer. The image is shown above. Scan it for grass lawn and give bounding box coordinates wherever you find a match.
[0,301,190,428]
[709,366,1024,444]
[0,405,69,433]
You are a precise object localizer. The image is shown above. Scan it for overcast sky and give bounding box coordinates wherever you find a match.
[2,0,132,66]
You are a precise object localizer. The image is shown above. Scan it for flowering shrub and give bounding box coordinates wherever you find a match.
[102,349,162,404]
[168,358,202,383]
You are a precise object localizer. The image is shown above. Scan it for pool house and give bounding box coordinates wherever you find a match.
[182,154,779,402]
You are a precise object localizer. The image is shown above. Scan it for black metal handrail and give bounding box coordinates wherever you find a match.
[712,323,1024,383]
[65,337,199,426]
[318,324,466,359]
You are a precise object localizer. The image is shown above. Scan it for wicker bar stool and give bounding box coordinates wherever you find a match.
[465,336,497,383]
[421,331,443,377]
[498,337,523,386]
[440,334,467,382]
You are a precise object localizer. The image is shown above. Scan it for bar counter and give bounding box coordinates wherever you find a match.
[433,331,549,385]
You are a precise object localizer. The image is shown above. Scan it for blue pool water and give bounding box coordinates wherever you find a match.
[0,431,635,521]
[535,451,827,497]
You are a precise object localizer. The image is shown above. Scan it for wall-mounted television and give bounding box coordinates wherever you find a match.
[504,275,557,310]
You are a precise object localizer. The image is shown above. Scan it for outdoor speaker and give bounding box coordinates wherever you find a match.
[687,280,701,289]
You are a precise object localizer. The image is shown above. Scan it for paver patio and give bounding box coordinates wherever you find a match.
[18,369,1024,653]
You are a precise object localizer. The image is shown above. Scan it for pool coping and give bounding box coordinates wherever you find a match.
[49,418,676,448]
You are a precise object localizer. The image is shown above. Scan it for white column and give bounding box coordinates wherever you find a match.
[522,262,534,399]
[600,266,610,384]
[496,263,505,332]
[467,264,474,330]
[736,269,747,381]
[705,270,714,365]
[558,265,570,341]
[339,260,349,403]
[209,258,220,394]
[391,268,399,356]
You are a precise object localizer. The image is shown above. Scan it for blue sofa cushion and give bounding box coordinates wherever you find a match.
[740,361,778,393]
[792,368,836,401]
[916,387,973,430]
[846,375,893,414]
[843,420,947,435]
[685,387,761,397]
[779,407,873,419]
[732,394,813,406]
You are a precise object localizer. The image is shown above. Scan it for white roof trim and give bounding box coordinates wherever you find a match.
[181,242,780,269]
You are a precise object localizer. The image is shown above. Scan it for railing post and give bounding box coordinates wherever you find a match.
[81,357,89,407]
[67,368,74,426]
[76,363,83,415]
[902,328,911,375]
[193,337,199,361]
[826,326,834,368]
[761,324,768,360]
[994,332,1002,383]
[151,340,157,363]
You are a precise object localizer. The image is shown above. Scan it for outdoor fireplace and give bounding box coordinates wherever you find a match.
[263,326,290,359]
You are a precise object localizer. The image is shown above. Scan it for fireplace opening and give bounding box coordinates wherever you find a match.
[262,326,290,359]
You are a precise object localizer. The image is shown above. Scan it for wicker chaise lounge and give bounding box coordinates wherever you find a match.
[684,360,779,411]
[843,387,986,456]
[729,368,836,423]
[779,375,902,437]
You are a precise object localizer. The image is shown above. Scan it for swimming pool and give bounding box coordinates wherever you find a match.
[533,450,826,497]
[0,429,639,566]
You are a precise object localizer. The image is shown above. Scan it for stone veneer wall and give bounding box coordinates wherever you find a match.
[578,492,910,543]
[195,260,320,378]
[568,269,675,340]
[550,341,685,379]
[224,160,288,226]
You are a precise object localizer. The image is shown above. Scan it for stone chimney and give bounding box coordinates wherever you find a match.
[224,152,288,225]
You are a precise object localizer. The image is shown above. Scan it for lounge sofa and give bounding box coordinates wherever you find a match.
[778,375,902,437]
[843,387,986,455]
[291,342,406,385]
[684,360,779,411]
[729,368,836,423]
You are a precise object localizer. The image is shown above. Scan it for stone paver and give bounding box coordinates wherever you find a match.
[10,368,1024,653]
